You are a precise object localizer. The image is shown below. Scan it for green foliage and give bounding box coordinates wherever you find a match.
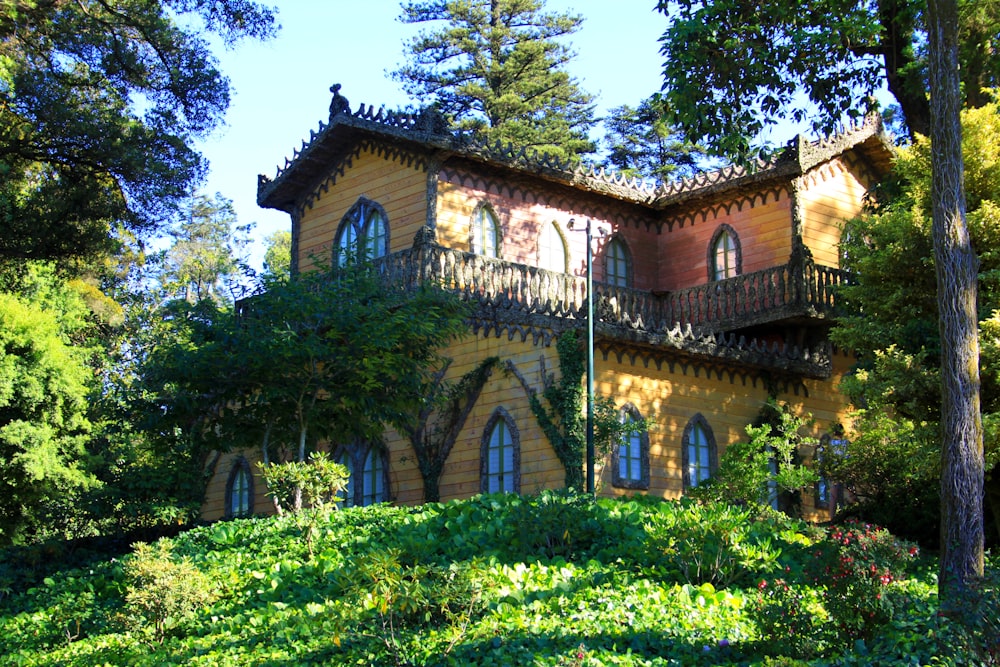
[832,98,1000,545]
[4,493,999,665]
[261,230,292,283]
[257,452,350,515]
[122,541,215,643]
[159,194,253,305]
[689,400,819,513]
[805,520,919,642]
[0,279,97,545]
[0,0,276,264]
[600,96,714,181]
[394,0,596,161]
[403,357,500,502]
[525,329,635,489]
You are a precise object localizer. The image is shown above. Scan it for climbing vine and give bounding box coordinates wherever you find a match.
[510,329,632,489]
[402,357,500,502]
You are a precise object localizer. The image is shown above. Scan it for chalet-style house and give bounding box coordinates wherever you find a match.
[201,86,893,522]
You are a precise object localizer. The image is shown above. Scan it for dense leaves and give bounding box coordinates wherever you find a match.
[831,99,1000,546]
[2,493,995,664]
[0,0,276,263]
[394,0,596,160]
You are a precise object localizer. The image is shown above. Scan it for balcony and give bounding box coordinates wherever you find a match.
[375,238,850,338]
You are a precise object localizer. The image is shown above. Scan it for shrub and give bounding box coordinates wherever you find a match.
[806,519,918,642]
[752,576,827,658]
[257,451,350,514]
[121,541,215,643]
[690,400,818,513]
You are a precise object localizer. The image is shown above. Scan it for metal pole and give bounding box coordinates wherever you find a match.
[585,222,595,496]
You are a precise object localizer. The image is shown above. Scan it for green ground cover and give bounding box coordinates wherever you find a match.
[0,491,996,666]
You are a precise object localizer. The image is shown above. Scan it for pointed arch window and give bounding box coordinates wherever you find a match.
[709,224,741,281]
[361,445,386,506]
[611,404,649,489]
[481,408,520,493]
[815,433,847,514]
[473,205,500,258]
[336,198,389,264]
[682,414,717,490]
[539,221,568,273]
[605,236,631,287]
[335,443,388,507]
[225,457,254,518]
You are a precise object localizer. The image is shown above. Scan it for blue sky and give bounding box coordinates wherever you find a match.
[196,1,669,269]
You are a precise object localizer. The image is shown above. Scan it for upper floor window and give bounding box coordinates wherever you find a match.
[336,449,356,508]
[336,198,389,264]
[605,236,631,287]
[225,457,254,518]
[709,224,741,281]
[473,205,500,258]
[611,404,649,489]
[682,414,717,490]
[539,221,568,273]
[481,408,519,493]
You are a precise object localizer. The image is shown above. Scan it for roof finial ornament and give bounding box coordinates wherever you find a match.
[329,83,350,118]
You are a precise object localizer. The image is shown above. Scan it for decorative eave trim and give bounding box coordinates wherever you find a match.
[257,87,895,220]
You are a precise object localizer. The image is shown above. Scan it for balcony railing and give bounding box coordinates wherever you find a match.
[374,239,851,336]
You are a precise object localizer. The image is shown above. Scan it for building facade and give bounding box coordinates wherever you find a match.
[201,88,893,522]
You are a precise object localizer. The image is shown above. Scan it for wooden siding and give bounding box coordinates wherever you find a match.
[203,333,856,520]
[296,148,427,270]
[436,173,663,290]
[801,158,872,269]
[658,191,793,290]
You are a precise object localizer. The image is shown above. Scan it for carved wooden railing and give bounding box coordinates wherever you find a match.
[374,241,850,335]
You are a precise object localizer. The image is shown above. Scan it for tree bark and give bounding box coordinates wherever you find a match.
[927,0,985,602]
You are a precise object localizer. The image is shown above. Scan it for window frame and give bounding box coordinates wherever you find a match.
[480,407,520,494]
[335,197,390,264]
[472,203,501,258]
[538,220,569,273]
[682,413,718,490]
[224,456,254,519]
[708,224,742,281]
[611,403,650,490]
[604,235,632,287]
[334,442,389,507]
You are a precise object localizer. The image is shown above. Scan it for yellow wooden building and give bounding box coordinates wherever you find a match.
[201,87,893,522]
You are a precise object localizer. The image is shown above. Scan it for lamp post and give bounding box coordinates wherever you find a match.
[567,218,606,495]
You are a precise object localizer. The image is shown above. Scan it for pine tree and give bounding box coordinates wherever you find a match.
[394,0,596,161]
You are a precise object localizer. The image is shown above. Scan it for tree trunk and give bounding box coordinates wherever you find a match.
[927,0,985,602]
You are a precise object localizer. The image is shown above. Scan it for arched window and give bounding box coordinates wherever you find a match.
[335,443,388,507]
[360,445,387,506]
[225,457,254,518]
[611,404,649,489]
[336,198,389,264]
[605,236,631,287]
[708,224,741,281]
[682,414,717,490]
[481,408,520,493]
[815,433,847,514]
[336,448,355,508]
[472,205,500,258]
[539,221,568,273]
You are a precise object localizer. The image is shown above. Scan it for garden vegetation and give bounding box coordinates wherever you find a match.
[1,492,996,665]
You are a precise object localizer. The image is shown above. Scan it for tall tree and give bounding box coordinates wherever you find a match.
[394,0,596,160]
[160,194,252,305]
[601,96,712,182]
[0,266,98,544]
[0,0,276,264]
[657,0,986,596]
[261,230,292,283]
[657,0,997,158]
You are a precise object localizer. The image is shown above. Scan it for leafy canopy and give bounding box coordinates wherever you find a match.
[394,0,596,160]
[0,0,276,264]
